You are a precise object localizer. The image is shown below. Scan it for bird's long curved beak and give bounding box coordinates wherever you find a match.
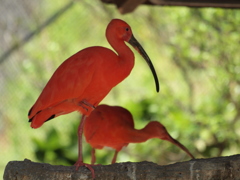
[164,135,195,159]
[128,35,160,92]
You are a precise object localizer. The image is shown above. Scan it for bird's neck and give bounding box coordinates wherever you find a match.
[107,36,135,84]
[107,34,135,67]
[128,126,158,143]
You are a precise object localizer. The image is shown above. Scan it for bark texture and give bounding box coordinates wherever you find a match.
[3,154,240,180]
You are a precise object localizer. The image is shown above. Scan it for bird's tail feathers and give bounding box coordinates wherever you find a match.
[28,99,93,128]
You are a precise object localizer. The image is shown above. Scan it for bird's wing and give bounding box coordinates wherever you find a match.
[29,49,97,119]
[112,106,135,128]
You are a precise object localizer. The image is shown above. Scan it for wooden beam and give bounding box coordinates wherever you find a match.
[150,0,240,8]
[101,0,240,14]
[118,0,147,14]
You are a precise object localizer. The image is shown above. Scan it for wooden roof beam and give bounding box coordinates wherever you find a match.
[101,0,240,14]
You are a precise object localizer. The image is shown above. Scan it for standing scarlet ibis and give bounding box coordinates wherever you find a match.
[84,104,195,164]
[28,19,159,177]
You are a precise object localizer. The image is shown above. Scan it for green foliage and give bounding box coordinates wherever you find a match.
[1,0,240,176]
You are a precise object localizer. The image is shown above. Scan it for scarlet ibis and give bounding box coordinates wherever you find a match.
[84,104,195,164]
[28,19,159,177]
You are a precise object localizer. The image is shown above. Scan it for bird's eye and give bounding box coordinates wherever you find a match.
[125,27,129,31]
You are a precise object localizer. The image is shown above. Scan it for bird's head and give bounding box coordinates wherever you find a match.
[106,19,133,42]
[106,19,160,92]
[144,121,170,140]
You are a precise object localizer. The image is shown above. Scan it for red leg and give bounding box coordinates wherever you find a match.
[91,148,96,165]
[74,115,95,178]
[111,150,119,164]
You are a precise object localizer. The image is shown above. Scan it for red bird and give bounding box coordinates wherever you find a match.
[28,19,159,177]
[84,104,195,164]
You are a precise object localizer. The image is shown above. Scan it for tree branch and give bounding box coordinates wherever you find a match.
[0,1,75,64]
[4,154,240,179]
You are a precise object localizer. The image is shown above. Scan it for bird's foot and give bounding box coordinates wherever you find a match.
[82,100,96,109]
[74,161,96,179]
[78,100,96,115]
[79,100,96,111]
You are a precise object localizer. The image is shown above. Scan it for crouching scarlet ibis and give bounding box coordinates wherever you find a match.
[28,19,159,178]
[84,104,195,164]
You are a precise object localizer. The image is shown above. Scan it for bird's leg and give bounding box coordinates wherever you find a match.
[74,115,96,178]
[78,100,96,114]
[91,148,96,165]
[111,150,119,164]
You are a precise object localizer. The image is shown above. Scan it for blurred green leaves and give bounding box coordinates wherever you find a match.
[32,128,77,165]
[1,1,240,176]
